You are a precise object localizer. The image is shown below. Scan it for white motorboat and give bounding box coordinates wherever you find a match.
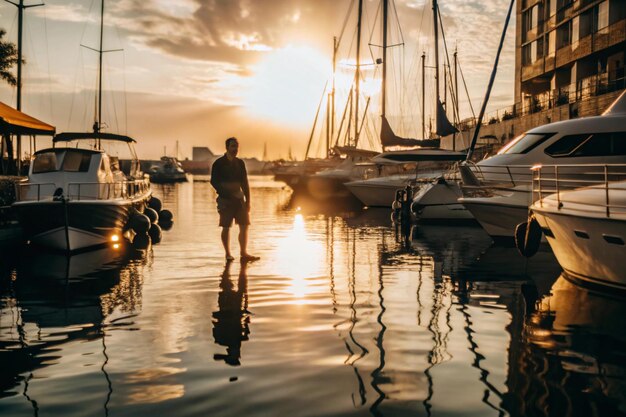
[411,175,474,221]
[530,164,626,290]
[459,91,626,239]
[13,133,151,252]
[346,148,466,207]
[149,156,188,183]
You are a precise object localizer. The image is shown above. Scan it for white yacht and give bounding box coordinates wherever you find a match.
[411,173,474,222]
[13,133,151,252]
[345,149,465,207]
[531,164,626,290]
[459,91,626,239]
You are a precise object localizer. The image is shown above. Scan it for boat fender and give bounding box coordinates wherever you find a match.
[53,187,64,201]
[148,196,163,212]
[515,217,542,257]
[132,232,151,250]
[400,186,412,237]
[144,207,159,224]
[159,209,173,223]
[411,203,424,215]
[130,213,151,234]
[391,190,403,223]
[148,223,162,243]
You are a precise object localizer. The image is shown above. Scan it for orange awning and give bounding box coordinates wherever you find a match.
[0,101,55,136]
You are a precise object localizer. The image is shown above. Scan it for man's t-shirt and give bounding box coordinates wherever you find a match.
[210,155,250,201]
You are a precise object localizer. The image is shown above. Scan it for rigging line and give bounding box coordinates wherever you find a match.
[123,52,127,135]
[366,0,381,62]
[467,0,515,160]
[457,55,476,119]
[336,0,356,49]
[436,7,458,118]
[108,65,121,133]
[305,81,328,158]
[390,0,404,45]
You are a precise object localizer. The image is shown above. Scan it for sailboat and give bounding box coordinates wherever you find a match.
[12,0,152,252]
[345,0,465,208]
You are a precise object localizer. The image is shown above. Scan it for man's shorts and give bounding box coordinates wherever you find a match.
[217,197,250,227]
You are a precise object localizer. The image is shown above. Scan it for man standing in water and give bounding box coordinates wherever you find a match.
[211,137,260,262]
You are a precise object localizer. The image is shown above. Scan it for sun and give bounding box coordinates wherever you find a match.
[243,45,331,127]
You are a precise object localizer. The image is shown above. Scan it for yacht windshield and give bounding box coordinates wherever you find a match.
[32,152,59,173]
[498,133,552,155]
[32,150,93,174]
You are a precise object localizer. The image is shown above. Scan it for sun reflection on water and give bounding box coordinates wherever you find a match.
[277,213,325,303]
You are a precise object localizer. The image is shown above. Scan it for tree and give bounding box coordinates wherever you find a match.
[0,29,18,86]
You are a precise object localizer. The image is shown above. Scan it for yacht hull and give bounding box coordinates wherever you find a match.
[412,181,474,221]
[346,178,410,207]
[533,210,626,290]
[459,197,529,239]
[14,201,136,252]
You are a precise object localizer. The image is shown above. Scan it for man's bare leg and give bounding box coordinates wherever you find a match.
[239,224,259,261]
[221,227,234,260]
[238,224,249,255]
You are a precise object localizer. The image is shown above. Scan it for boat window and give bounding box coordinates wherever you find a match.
[62,151,92,172]
[32,152,59,173]
[572,132,626,157]
[497,133,552,154]
[544,134,592,157]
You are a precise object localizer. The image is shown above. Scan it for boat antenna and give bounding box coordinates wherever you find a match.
[3,0,44,111]
[4,0,44,174]
[465,0,515,161]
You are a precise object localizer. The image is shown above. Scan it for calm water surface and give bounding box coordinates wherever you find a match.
[1,176,625,417]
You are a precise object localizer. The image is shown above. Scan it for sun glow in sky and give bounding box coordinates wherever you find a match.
[0,0,516,160]
[243,45,330,127]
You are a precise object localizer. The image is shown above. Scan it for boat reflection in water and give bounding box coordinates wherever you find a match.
[293,196,623,416]
[504,276,626,417]
[0,244,147,414]
[2,180,624,417]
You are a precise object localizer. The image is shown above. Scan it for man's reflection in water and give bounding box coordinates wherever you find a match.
[213,261,250,366]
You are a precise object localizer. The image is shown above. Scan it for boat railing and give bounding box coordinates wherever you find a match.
[531,164,626,217]
[16,178,150,202]
[462,162,535,189]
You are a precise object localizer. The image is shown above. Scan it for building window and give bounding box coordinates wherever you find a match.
[557,21,571,48]
[523,44,532,65]
[548,0,557,17]
[572,16,579,49]
[597,1,609,33]
[547,30,556,57]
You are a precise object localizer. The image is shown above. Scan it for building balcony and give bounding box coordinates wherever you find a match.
[521,18,626,82]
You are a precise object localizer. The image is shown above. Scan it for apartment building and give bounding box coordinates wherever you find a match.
[516,0,625,114]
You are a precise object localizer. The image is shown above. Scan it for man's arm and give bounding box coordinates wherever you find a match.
[210,159,225,195]
[241,160,250,208]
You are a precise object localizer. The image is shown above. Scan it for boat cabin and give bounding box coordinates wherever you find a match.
[22,147,127,201]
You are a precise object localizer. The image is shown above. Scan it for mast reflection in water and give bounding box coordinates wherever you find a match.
[0,177,624,417]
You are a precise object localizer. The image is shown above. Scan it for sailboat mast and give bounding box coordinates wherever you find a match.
[432,0,440,111]
[354,0,363,147]
[16,0,23,111]
[331,36,337,148]
[421,52,426,139]
[381,0,389,120]
[453,48,458,150]
[96,0,104,136]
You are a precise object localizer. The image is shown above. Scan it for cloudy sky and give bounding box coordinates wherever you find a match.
[0,0,515,160]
